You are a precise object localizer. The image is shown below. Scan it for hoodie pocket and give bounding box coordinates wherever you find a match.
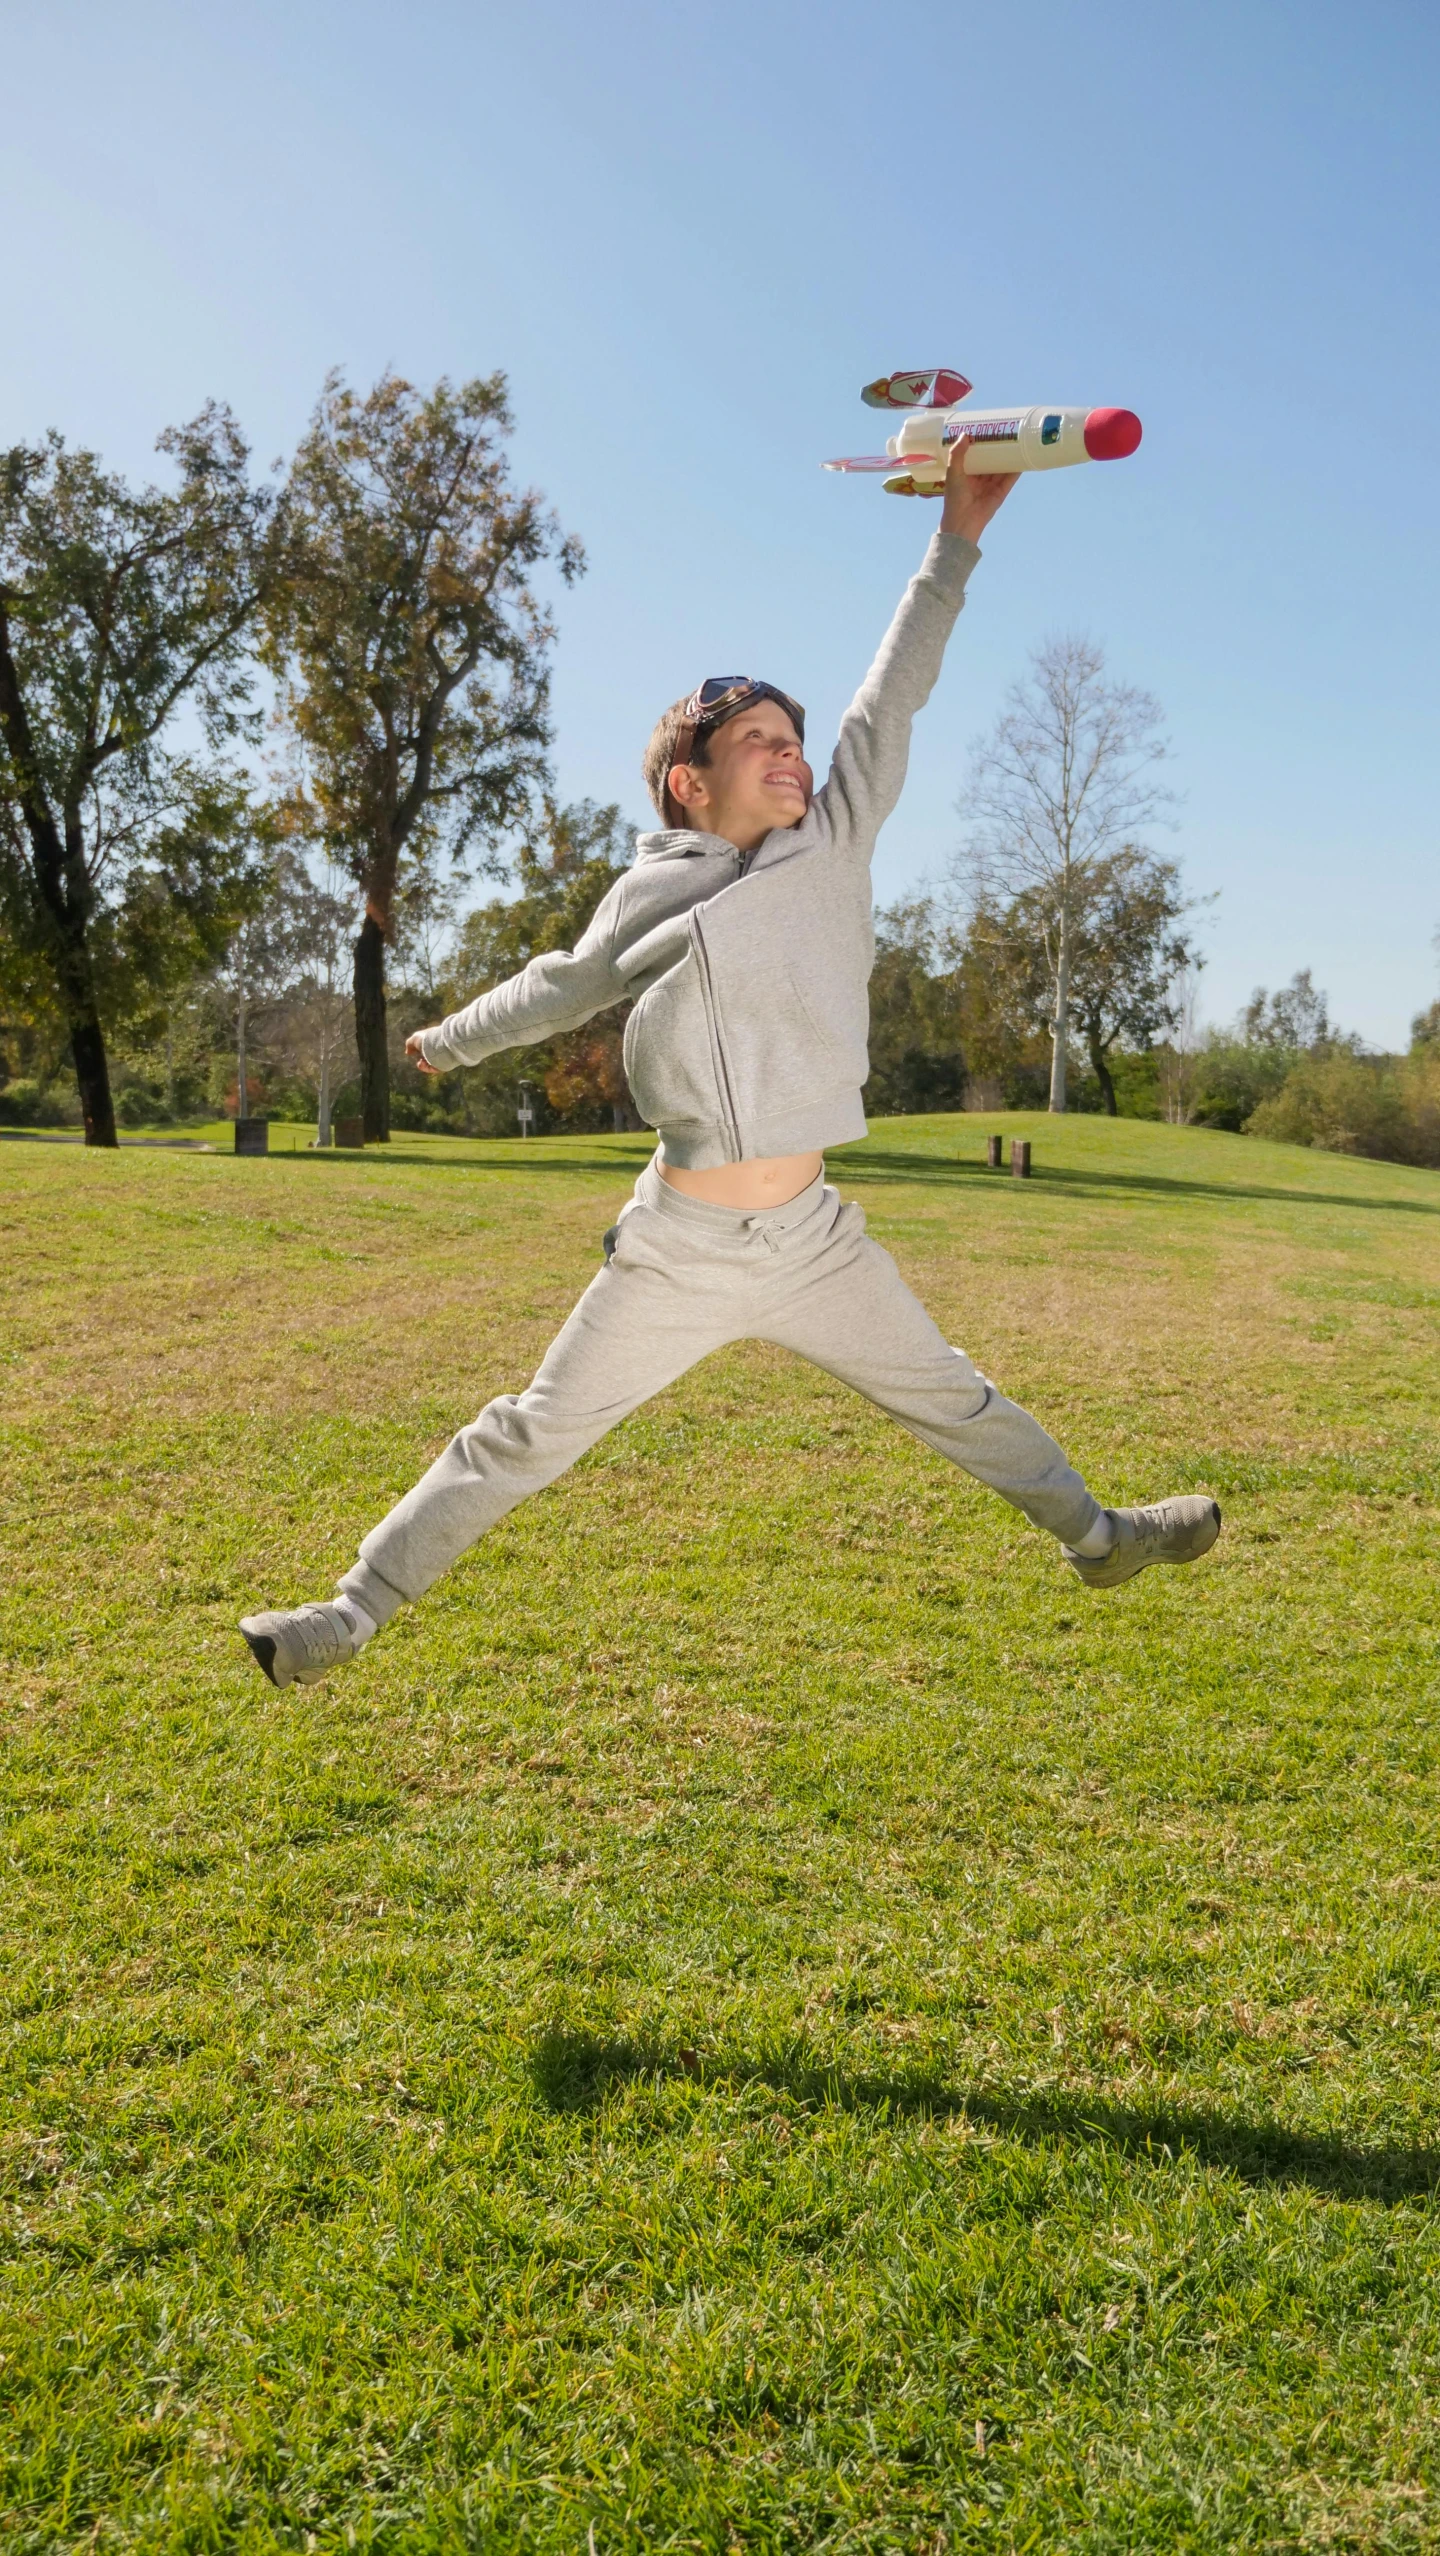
[622,954,724,1131]
[723,958,847,1113]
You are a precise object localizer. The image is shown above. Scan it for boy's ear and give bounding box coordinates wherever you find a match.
[666,761,708,814]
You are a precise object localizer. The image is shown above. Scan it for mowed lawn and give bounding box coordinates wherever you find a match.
[3,1113,1439,2555]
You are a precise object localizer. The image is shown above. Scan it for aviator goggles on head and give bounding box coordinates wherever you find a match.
[666,677,807,819]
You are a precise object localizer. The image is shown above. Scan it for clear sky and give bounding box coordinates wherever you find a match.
[4,0,1436,1044]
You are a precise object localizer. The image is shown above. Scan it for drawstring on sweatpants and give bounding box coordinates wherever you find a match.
[605,1208,783,1260]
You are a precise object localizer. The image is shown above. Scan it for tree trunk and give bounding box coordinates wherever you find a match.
[1048,910,1070,1113]
[47,872,117,1147]
[0,652,118,1144]
[354,912,390,1142]
[236,957,248,1123]
[68,986,119,1148]
[316,1037,333,1148]
[1087,1020,1118,1115]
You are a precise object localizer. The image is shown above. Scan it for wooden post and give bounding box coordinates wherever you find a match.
[986,1134,1003,1169]
[1011,1138,1031,1179]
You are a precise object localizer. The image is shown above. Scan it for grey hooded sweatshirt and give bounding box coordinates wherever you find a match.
[418,529,981,1167]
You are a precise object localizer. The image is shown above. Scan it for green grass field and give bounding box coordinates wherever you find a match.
[3,1112,1439,2553]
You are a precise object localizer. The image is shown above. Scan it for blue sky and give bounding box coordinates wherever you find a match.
[4,0,1436,1043]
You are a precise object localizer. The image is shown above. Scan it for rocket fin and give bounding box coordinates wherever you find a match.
[861,368,972,410]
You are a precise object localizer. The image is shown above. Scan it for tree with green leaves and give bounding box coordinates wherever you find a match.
[955,637,1173,1111]
[863,897,971,1116]
[438,798,637,1134]
[264,371,583,1142]
[974,849,1199,1114]
[0,407,279,1145]
[1185,969,1349,1132]
[1239,967,1333,1052]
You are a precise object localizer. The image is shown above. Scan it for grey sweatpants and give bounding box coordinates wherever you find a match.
[340,1164,1101,1627]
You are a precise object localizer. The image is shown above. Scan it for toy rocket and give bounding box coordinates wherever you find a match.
[824,367,1142,493]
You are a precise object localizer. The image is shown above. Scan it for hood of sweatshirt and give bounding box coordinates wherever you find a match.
[632,829,742,866]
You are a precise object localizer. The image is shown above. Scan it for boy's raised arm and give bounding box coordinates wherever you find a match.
[408,886,628,1075]
[821,439,1019,858]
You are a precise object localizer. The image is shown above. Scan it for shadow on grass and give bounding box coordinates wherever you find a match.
[531,2026,1437,2204]
[846,1147,1440,1218]
[267,1139,1439,1218]
[14,1126,1432,1215]
[292,1143,655,1178]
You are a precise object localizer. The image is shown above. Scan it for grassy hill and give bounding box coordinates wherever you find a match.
[2,1112,1439,2552]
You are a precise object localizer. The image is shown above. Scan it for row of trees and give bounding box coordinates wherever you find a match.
[5,370,1429,1160]
[0,794,642,1141]
[0,372,581,1144]
[866,922,1440,1164]
[224,795,640,1143]
[0,432,1204,1142]
[863,861,1194,1123]
[1181,970,1440,1164]
[13,666,1432,1162]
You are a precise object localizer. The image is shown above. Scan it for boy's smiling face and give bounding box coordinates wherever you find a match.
[667,701,814,852]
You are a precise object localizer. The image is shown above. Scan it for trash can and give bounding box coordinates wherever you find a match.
[334,1117,365,1149]
[234,1117,269,1156]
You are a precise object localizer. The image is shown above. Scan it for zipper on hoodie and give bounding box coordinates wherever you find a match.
[689,907,742,1159]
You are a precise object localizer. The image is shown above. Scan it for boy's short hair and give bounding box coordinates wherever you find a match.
[643,697,712,829]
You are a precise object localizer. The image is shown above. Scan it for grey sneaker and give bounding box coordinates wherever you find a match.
[1062,1496,1222,1590]
[239,1600,365,1689]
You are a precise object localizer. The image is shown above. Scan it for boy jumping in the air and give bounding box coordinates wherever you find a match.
[241,441,1220,1691]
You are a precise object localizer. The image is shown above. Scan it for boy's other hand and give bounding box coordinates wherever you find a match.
[405,1031,440,1075]
[936,435,1020,543]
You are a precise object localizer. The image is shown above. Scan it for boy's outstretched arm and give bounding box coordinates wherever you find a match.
[407,888,628,1076]
[820,435,1019,857]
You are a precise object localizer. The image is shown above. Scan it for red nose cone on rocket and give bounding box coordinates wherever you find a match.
[1083,407,1142,461]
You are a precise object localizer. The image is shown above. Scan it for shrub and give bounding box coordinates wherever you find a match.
[1107,1048,1165,1118]
[390,1085,468,1135]
[1399,1043,1440,1161]
[0,1077,81,1127]
[1247,1050,1440,1167]
[1188,1036,1297,1132]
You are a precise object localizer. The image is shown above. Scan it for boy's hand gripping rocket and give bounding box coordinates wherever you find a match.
[825,367,1142,495]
